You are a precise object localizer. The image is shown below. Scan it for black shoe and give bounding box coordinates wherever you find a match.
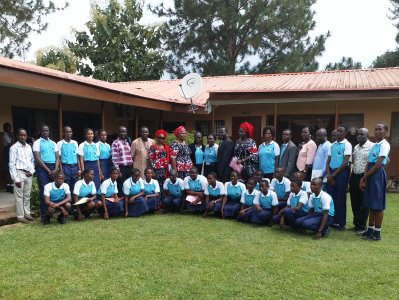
[321,228,330,238]
[42,216,51,225]
[370,231,381,241]
[361,229,374,239]
[330,223,340,229]
[57,214,66,224]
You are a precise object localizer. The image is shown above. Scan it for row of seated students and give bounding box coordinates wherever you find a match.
[44,165,333,240]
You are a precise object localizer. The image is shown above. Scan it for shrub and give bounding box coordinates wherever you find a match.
[30,177,40,213]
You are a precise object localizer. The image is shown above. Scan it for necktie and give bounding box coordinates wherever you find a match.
[280,144,287,162]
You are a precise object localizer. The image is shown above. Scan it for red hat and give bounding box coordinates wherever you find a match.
[174,126,186,138]
[155,129,167,138]
[239,122,254,138]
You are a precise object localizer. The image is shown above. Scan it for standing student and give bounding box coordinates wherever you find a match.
[57,126,79,194]
[131,126,154,178]
[270,167,291,209]
[189,131,206,175]
[100,167,121,219]
[97,129,112,180]
[258,126,280,181]
[237,177,260,222]
[295,178,335,239]
[78,128,102,190]
[350,128,373,234]
[273,179,309,230]
[123,168,147,217]
[43,173,71,225]
[360,122,390,241]
[251,180,278,225]
[182,166,208,213]
[330,129,338,143]
[33,124,60,223]
[162,169,184,212]
[219,171,246,218]
[112,126,133,196]
[326,125,352,230]
[9,128,35,223]
[143,168,160,211]
[311,128,331,182]
[203,172,225,217]
[296,126,317,181]
[73,169,98,221]
[216,127,234,183]
[278,129,297,179]
[203,134,218,177]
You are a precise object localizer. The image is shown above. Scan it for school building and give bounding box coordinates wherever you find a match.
[0,57,398,185]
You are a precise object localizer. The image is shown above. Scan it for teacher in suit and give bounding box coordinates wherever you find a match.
[217,127,234,183]
[278,129,297,179]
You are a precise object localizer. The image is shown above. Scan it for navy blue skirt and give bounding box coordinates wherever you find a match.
[84,160,100,190]
[123,197,148,217]
[146,196,158,211]
[250,208,272,224]
[99,200,123,217]
[100,158,111,180]
[223,198,241,218]
[363,163,386,210]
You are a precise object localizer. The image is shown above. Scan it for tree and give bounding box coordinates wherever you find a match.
[68,0,165,82]
[35,46,77,73]
[372,49,399,67]
[150,0,329,77]
[325,57,362,70]
[0,0,68,58]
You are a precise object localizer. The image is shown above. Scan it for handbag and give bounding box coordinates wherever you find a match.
[229,157,243,173]
[242,160,253,180]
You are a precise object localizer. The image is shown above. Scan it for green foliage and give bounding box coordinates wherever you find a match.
[30,177,40,214]
[165,131,195,145]
[0,197,399,298]
[389,0,399,42]
[325,56,363,70]
[35,46,77,73]
[0,0,68,58]
[68,0,165,82]
[150,0,329,77]
[372,49,399,67]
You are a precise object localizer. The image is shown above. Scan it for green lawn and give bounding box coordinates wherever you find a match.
[1,195,399,299]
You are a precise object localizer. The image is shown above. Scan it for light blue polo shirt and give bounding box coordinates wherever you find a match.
[33,138,57,164]
[97,142,111,160]
[57,140,78,164]
[258,141,280,174]
[328,139,352,169]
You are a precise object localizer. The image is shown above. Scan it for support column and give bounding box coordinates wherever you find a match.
[274,103,278,131]
[58,94,63,140]
[135,108,139,139]
[101,101,105,129]
[334,100,339,128]
[212,106,215,133]
[159,110,163,129]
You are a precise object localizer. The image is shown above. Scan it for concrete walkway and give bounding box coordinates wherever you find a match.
[0,191,17,225]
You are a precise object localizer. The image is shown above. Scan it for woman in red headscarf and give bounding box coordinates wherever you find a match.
[169,126,193,179]
[234,122,258,180]
[149,130,170,190]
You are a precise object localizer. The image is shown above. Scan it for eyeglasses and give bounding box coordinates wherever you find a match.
[158,136,165,140]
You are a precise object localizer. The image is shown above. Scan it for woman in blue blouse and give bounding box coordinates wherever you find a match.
[258,126,280,181]
[203,134,219,177]
[97,129,111,181]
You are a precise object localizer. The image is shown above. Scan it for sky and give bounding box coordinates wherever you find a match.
[26,0,398,71]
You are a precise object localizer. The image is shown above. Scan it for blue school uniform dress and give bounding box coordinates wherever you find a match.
[33,137,58,220]
[73,179,97,199]
[162,178,185,211]
[251,190,278,224]
[258,141,280,179]
[237,189,260,222]
[221,181,246,218]
[363,139,390,210]
[143,179,160,211]
[204,180,225,215]
[195,145,205,174]
[97,141,111,180]
[203,144,218,176]
[43,182,71,205]
[57,140,79,193]
[123,177,147,217]
[270,177,291,209]
[254,178,271,191]
[183,175,208,212]
[99,178,121,217]
[295,191,334,235]
[78,141,100,189]
[277,190,309,228]
[327,139,352,228]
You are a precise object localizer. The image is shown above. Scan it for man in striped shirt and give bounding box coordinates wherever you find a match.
[9,128,35,223]
[111,126,133,196]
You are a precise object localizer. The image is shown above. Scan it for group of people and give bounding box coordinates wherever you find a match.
[7,120,390,241]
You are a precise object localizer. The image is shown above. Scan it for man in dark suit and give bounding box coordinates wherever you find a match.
[217,127,234,183]
[278,129,297,179]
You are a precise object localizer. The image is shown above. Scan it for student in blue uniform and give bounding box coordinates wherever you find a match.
[237,177,260,223]
[273,178,309,230]
[360,122,390,241]
[143,168,160,212]
[295,178,335,239]
[162,169,184,212]
[100,167,121,219]
[73,169,99,221]
[43,172,71,225]
[203,134,218,177]
[97,129,112,180]
[292,171,311,195]
[219,171,246,218]
[78,128,102,190]
[270,167,291,210]
[203,172,225,217]
[123,168,147,217]
[326,125,352,230]
[251,180,278,225]
[183,166,208,213]
[258,126,280,181]
[57,126,79,196]
[254,169,270,191]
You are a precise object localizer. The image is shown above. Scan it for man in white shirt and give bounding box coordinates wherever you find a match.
[9,128,35,223]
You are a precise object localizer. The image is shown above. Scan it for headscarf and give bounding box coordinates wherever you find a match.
[155,129,167,139]
[174,126,186,138]
[239,122,254,138]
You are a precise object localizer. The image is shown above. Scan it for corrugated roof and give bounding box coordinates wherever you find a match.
[118,68,399,106]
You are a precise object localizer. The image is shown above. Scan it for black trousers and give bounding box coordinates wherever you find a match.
[117,165,133,197]
[349,173,369,230]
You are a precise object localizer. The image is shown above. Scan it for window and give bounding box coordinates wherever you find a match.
[339,114,364,146]
[195,120,225,135]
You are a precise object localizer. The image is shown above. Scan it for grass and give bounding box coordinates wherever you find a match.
[0,195,399,299]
